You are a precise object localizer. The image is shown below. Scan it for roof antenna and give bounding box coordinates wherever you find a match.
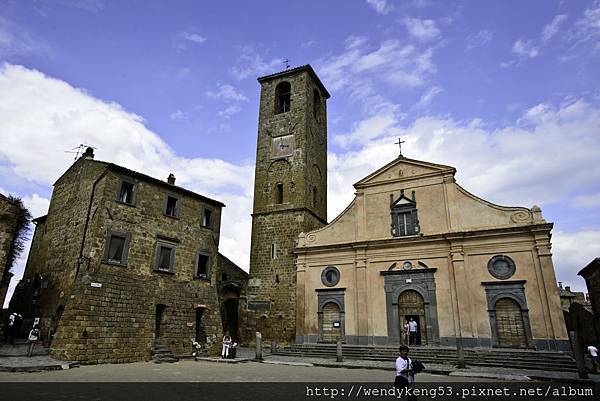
[64,144,97,161]
[283,58,291,70]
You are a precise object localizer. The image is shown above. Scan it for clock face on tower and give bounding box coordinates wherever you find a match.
[271,134,294,158]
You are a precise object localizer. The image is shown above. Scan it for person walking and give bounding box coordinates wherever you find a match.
[403,320,410,345]
[588,345,599,372]
[394,345,416,401]
[27,325,40,357]
[408,318,418,345]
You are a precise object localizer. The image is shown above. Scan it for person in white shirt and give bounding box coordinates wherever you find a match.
[394,345,416,401]
[588,345,598,372]
[408,318,418,345]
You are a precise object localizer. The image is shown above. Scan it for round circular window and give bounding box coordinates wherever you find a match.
[321,266,340,287]
[487,255,516,280]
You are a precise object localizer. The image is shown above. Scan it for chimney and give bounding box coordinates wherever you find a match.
[558,282,563,289]
[167,173,176,185]
[82,147,94,159]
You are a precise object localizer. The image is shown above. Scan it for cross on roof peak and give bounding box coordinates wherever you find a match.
[394,138,405,157]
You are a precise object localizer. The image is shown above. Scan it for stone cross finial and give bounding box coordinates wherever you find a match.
[395,138,405,157]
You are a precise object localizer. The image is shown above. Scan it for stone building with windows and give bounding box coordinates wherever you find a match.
[295,155,569,350]
[13,148,240,363]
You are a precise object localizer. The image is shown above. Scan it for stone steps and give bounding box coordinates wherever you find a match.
[275,345,578,372]
[151,343,179,364]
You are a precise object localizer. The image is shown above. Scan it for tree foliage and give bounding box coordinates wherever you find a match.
[3,195,32,277]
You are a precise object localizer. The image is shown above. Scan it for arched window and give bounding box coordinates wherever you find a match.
[313,89,321,120]
[275,182,284,204]
[275,82,291,114]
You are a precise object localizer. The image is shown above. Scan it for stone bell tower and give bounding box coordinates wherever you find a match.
[246,65,329,343]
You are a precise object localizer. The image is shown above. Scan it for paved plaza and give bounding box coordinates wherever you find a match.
[0,359,492,382]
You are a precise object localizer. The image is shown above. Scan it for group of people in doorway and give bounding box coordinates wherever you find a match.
[3,312,40,357]
[403,318,419,345]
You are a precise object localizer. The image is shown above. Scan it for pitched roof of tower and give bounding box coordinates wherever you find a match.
[257,64,330,99]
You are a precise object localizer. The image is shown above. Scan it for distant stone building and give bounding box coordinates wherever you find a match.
[218,253,248,342]
[246,65,329,343]
[0,193,23,307]
[558,282,590,312]
[578,258,600,340]
[12,148,244,363]
[295,155,569,350]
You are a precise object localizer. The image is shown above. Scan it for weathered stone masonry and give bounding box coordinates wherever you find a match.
[16,150,230,363]
[246,66,330,343]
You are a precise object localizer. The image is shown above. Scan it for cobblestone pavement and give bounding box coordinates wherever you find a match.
[0,359,493,382]
[1,346,598,383]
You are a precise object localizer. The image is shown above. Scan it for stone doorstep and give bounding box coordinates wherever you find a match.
[262,358,598,384]
[193,357,253,364]
[0,361,79,372]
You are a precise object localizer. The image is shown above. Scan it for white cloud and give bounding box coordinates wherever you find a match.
[542,14,568,42]
[403,17,441,42]
[330,98,600,216]
[552,230,600,293]
[366,0,393,15]
[229,46,283,81]
[169,110,188,121]
[334,112,399,148]
[465,30,494,50]
[512,39,539,59]
[206,84,248,102]
[0,64,254,291]
[319,38,437,96]
[22,193,50,218]
[573,193,600,208]
[415,86,443,109]
[0,16,52,58]
[218,104,242,119]
[569,3,600,49]
[174,28,206,51]
[301,40,317,49]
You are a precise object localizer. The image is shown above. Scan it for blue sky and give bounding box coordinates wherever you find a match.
[1,0,599,307]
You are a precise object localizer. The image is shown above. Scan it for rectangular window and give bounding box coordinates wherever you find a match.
[154,241,176,273]
[221,273,228,282]
[202,208,212,228]
[117,181,135,204]
[108,236,125,263]
[271,243,277,259]
[102,232,130,266]
[165,195,179,217]
[196,253,210,279]
[158,246,172,270]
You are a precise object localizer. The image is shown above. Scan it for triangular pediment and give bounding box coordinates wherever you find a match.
[354,156,455,188]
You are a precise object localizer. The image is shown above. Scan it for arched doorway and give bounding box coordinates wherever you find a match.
[398,290,427,345]
[220,283,240,341]
[495,297,527,348]
[321,302,341,343]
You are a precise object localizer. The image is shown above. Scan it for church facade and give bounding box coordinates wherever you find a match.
[294,156,569,350]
